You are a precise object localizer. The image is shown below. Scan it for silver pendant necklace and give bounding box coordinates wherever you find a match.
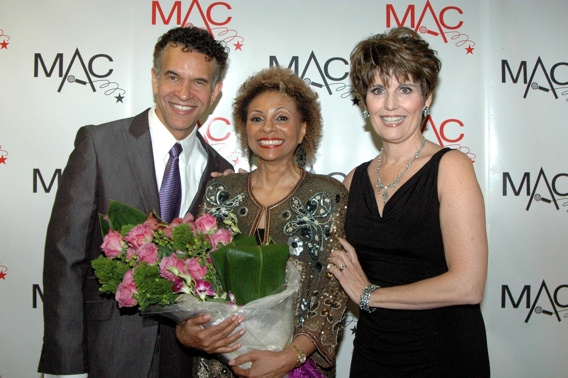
[376,136,426,205]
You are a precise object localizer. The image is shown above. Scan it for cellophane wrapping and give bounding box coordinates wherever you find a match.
[143,262,301,368]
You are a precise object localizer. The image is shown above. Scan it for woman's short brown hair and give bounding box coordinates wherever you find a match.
[232,66,323,165]
[350,27,441,101]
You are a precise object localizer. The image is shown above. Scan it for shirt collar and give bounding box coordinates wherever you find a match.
[149,107,198,162]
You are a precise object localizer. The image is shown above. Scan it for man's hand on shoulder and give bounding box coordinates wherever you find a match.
[210,168,248,178]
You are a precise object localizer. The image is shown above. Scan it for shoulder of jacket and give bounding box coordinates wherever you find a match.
[81,109,148,131]
[210,172,249,188]
[80,117,134,136]
[303,172,348,196]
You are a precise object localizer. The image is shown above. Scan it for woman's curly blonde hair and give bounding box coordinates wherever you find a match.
[232,66,323,166]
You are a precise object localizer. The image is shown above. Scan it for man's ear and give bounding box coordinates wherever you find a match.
[210,81,223,105]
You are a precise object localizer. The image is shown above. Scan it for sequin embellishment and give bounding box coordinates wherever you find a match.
[204,182,247,221]
[284,192,332,259]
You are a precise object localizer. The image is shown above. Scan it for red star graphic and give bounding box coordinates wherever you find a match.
[0,40,8,49]
[466,45,474,54]
[0,155,7,164]
[233,156,241,166]
[234,41,243,51]
[0,271,6,279]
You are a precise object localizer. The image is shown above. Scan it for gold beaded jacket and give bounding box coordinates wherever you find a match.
[193,170,349,377]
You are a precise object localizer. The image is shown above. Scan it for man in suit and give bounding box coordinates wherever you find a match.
[38,26,233,378]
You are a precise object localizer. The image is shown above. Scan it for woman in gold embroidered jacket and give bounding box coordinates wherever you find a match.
[176,66,348,378]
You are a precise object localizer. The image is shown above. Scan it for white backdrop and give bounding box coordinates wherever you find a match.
[1,1,567,377]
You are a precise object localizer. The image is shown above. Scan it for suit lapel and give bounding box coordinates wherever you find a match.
[186,132,228,216]
[125,109,160,214]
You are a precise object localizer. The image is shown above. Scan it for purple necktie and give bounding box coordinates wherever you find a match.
[159,143,183,224]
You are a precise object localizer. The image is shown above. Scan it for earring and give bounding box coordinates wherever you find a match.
[248,148,254,168]
[422,106,430,118]
[295,144,307,169]
[363,110,369,119]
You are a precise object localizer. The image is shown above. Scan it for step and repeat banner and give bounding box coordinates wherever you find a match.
[1,1,567,376]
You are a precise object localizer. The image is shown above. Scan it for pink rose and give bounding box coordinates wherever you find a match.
[144,218,160,231]
[194,214,217,233]
[181,213,195,224]
[186,258,207,280]
[126,247,137,260]
[162,226,174,239]
[101,230,125,258]
[137,243,159,264]
[116,270,138,308]
[180,213,196,230]
[209,228,232,250]
[159,255,186,281]
[124,224,154,249]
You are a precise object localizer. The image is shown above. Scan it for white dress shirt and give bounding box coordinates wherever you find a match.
[149,107,208,218]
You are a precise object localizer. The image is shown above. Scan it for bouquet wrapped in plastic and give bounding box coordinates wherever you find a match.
[92,200,299,369]
[144,261,300,368]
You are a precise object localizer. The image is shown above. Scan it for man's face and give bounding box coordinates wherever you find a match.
[152,45,222,140]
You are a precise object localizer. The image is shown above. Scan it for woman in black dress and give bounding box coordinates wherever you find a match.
[328,27,490,377]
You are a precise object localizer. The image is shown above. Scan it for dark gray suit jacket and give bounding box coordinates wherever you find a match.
[38,109,233,377]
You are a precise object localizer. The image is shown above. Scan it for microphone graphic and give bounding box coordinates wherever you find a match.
[535,306,553,316]
[419,26,439,36]
[303,77,323,88]
[531,82,550,92]
[67,75,87,85]
[534,194,552,204]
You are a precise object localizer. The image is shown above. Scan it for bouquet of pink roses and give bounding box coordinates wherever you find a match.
[92,200,301,370]
[91,200,239,312]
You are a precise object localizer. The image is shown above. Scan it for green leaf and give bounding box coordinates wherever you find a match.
[210,238,289,305]
[99,213,111,237]
[210,235,257,292]
[158,244,175,259]
[100,200,148,237]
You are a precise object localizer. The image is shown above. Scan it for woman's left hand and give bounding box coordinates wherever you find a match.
[228,348,297,378]
[328,237,370,306]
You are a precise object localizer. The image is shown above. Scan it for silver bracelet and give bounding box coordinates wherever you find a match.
[359,284,380,313]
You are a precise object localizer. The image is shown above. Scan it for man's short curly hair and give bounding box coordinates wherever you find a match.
[350,27,441,101]
[232,66,323,165]
[153,26,229,84]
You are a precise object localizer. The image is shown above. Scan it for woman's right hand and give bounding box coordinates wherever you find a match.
[328,237,370,306]
[175,314,246,354]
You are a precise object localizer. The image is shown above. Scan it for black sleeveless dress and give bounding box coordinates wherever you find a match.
[346,148,490,377]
